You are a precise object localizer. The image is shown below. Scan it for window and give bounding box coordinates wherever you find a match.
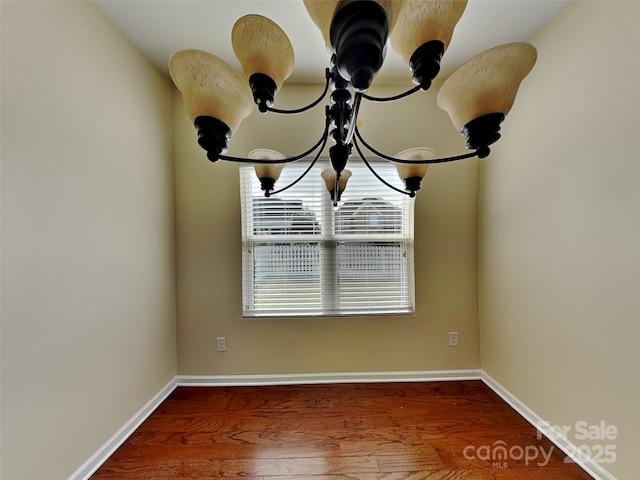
[240,159,415,317]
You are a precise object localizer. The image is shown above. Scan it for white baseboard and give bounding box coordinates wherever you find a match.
[67,376,177,480]
[177,369,482,386]
[480,370,616,480]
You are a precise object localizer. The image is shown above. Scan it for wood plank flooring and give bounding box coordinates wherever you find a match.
[91,381,593,479]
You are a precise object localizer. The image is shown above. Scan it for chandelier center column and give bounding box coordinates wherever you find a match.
[329,1,389,92]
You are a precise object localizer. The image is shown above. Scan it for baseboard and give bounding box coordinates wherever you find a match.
[177,369,482,386]
[67,376,178,480]
[481,370,616,480]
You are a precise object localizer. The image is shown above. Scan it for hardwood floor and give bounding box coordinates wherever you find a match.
[91,381,593,479]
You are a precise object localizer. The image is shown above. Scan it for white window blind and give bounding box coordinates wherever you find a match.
[240,159,415,317]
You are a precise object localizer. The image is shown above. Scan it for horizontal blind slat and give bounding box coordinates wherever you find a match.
[241,159,415,318]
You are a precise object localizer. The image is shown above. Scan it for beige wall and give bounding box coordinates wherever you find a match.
[478,2,640,479]
[1,2,176,479]
[174,82,481,375]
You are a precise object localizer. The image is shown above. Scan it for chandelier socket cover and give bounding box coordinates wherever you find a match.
[437,42,537,131]
[168,49,253,133]
[194,116,233,161]
[460,112,505,157]
[407,40,445,90]
[248,73,279,113]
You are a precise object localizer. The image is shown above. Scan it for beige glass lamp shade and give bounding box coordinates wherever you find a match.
[249,149,287,184]
[377,0,405,32]
[390,0,467,63]
[321,168,352,201]
[393,147,436,181]
[437,42,537,131]
[302,0,336,49]
[232,14,295,90]
[168,49,253,133]
[303,0,405,50]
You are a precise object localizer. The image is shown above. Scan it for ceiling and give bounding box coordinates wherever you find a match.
[95,0,567,84]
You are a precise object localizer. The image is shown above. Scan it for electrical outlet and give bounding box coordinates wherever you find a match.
[216,337,227,352]
[448,332,459,347]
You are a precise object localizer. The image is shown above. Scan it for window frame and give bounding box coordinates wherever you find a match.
[240,158,415,318]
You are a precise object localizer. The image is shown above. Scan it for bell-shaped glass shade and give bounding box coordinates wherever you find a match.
[232,15,295,90]
[437,42,537,130]
[321,169,352,194]
[302,0,335,49]
[168,49,253,133]
[390,0,467,63]
[394,147,436,180]
[249,149,286,181]
[303,0,405,50]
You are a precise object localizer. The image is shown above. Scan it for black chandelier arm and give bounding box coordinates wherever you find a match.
[354,127,480,164]
[263,117,331,196]
[269,154,321,196]
[353,137,412,197]
[266,68,332,115]
[216,155,298,164]
[361,85,421,103]
[219,117,331,164]
[269,112,336,195]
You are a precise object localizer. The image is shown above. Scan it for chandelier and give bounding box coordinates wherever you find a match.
[169,0,537,205]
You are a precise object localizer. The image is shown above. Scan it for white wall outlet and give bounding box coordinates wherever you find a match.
[448,332,459,347]
[216,337,227,352]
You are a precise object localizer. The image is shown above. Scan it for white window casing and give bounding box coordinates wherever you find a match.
[240,159,415,318]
